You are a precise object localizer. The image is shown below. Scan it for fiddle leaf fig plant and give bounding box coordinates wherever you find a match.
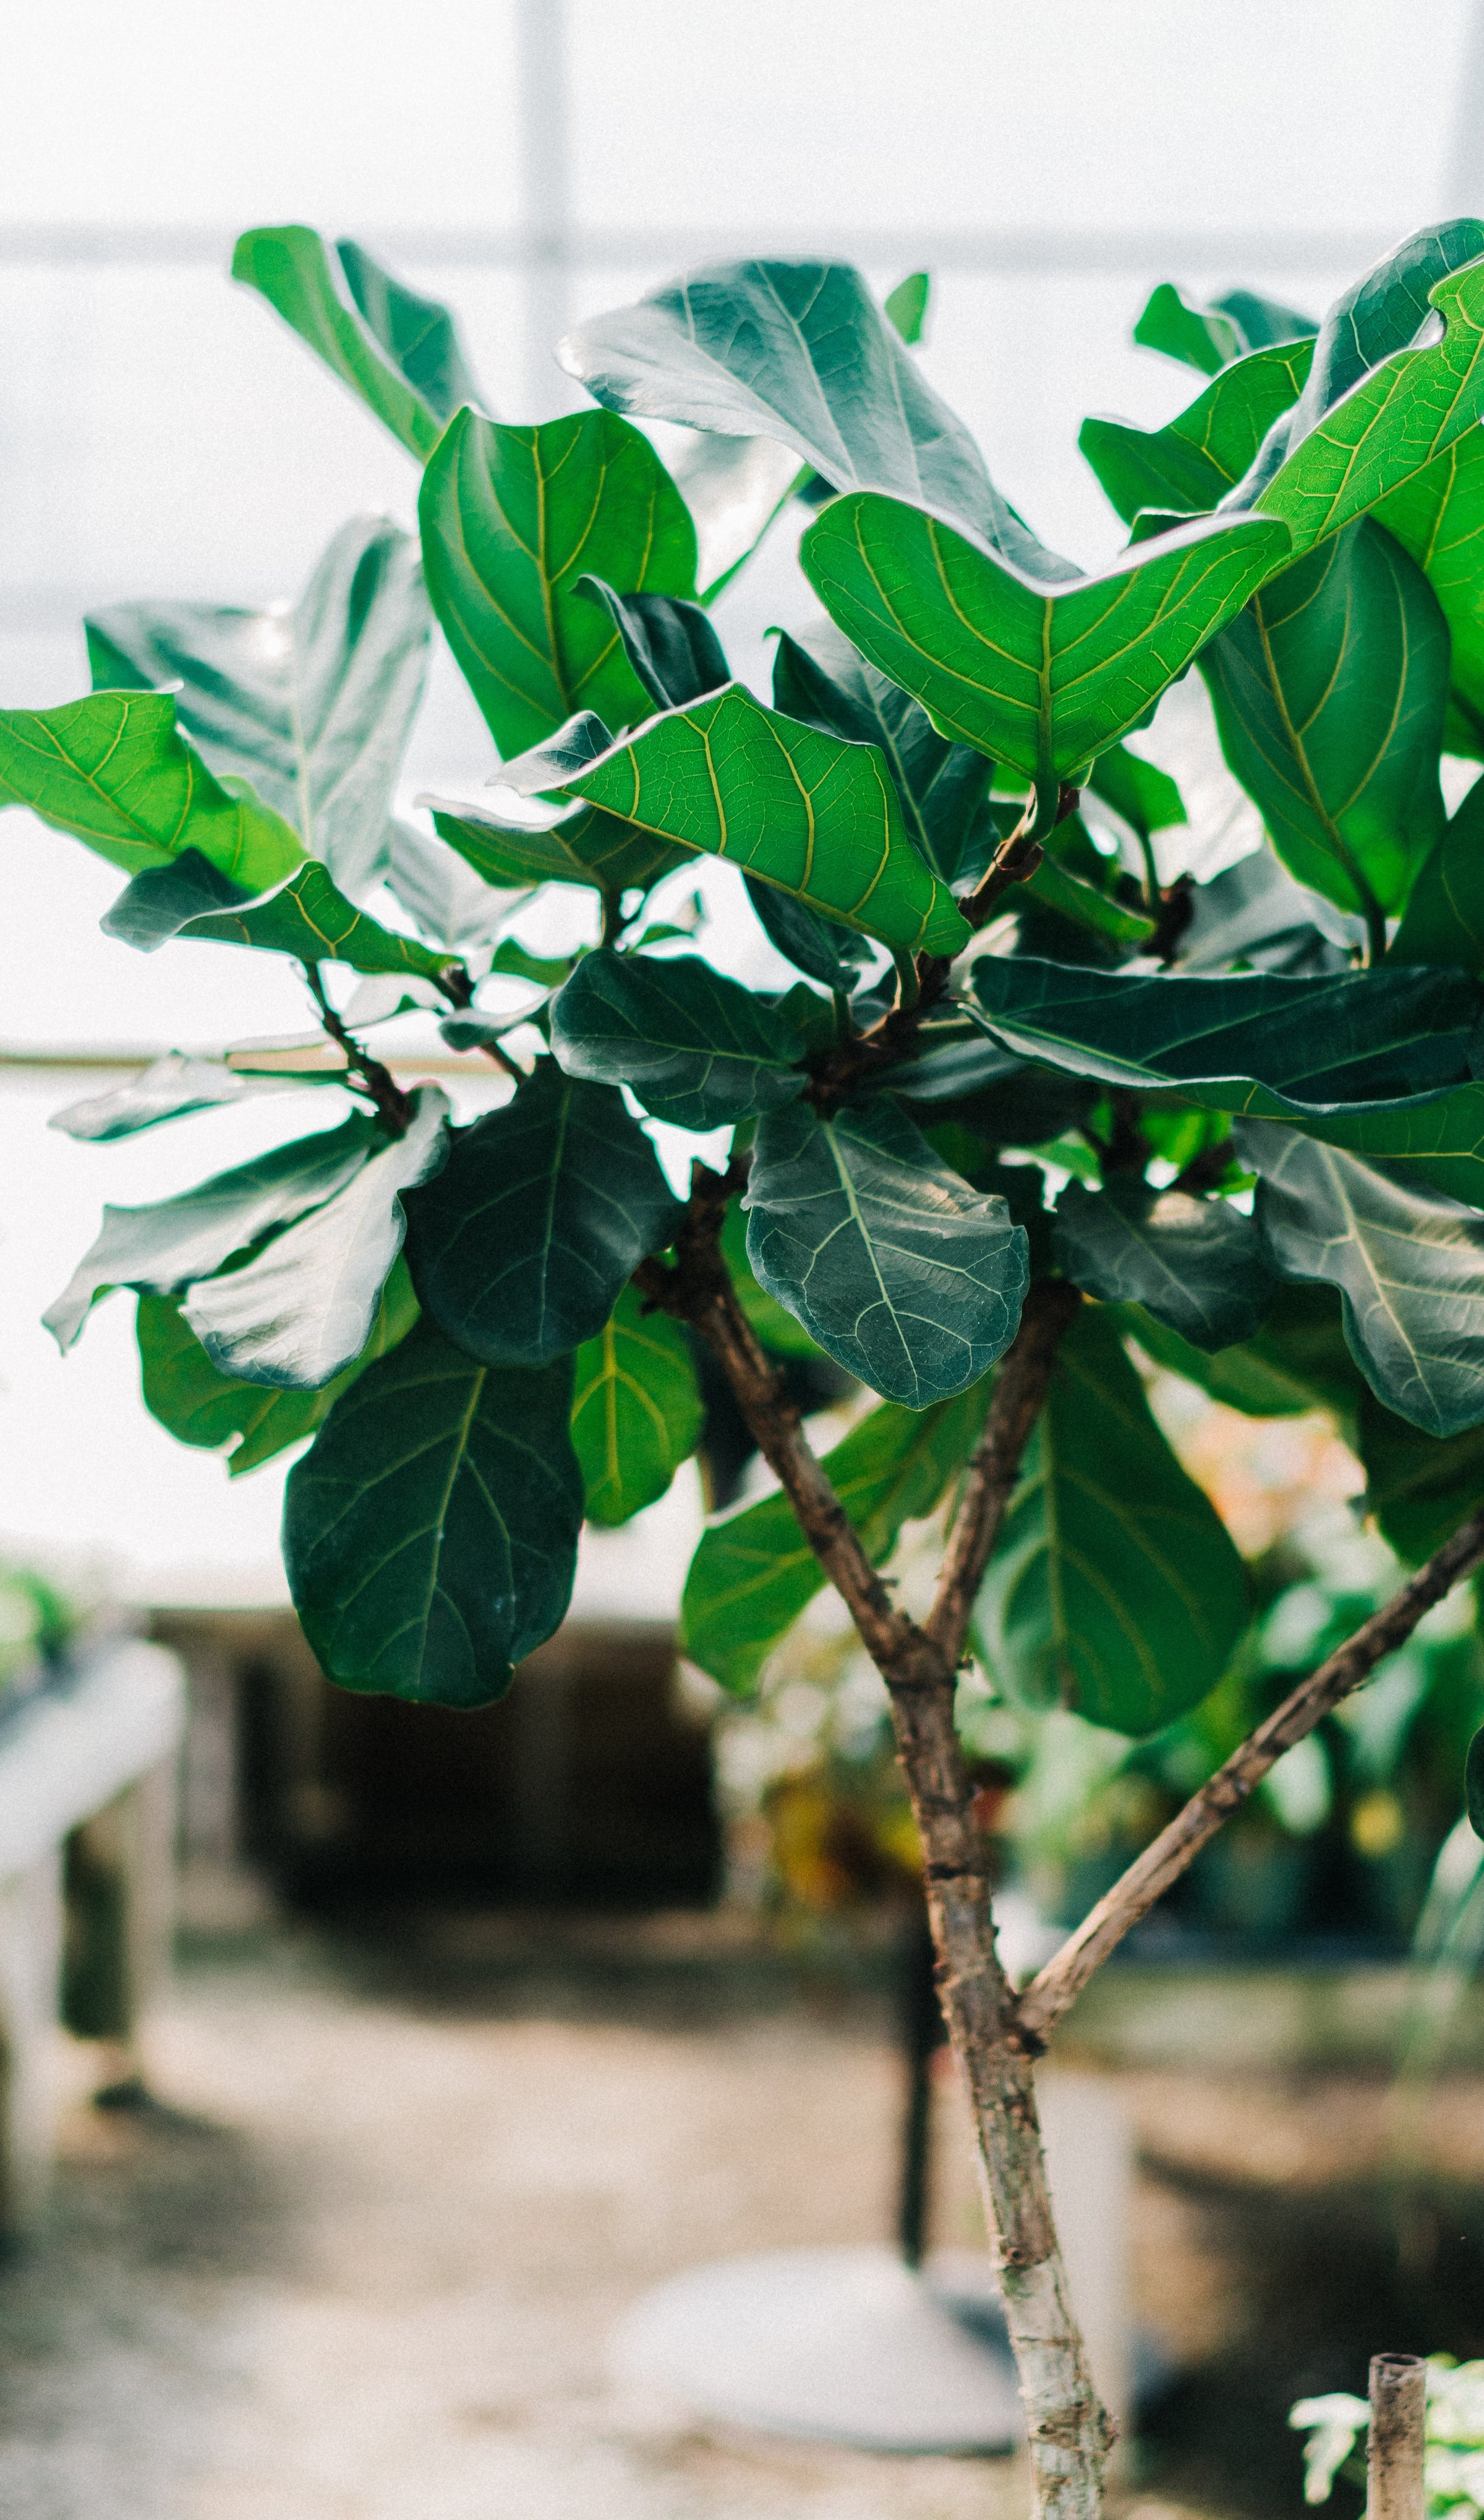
[15,219,1484,2520]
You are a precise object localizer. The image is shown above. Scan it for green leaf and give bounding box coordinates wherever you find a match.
[1375,430,1484,754]
[550,947,807,1130]
[1080,339,1315,524]
[1133,282,1244,375]
[560,257,1027,555]
[1084,741,1187,842]
[182,1088,448,1389]
[430,798,683,900]
[1390,774,1484,970]
[86,518,431,894]
[283,1318,582,1707]
[1240,1117,1484,1437]
[719,1205,824,1358]
[1468,1723,1484,1842]
[515,685,970,957]
[0,691,305,890]
[970,954,1484,1206]
[45,1113,378,1351]
[1124,1280,1363,1420]
[573,578,729,712]
[978,1304,1250,1734]
[1201,521,1448,921]
[884,271,931,346]
[743,876,872,992]
[801,495,1290,780]
[232,226,479,459]
[571,1281,703,1526]
[1213,290,1319,352]
[385,819,526,949]
[1224,226,1484,558]
[137,1255,420,1477]
[771,621,991,883]
[1018,851,1158,949]
[1052,1177,1274,1350]
[405,1061,681,1366]
[744,1094,1028,1405]
[419,408,697,757]
[682,1381,989,1694]
[106,850,456,979]
[1360,1391,1484,1563]
[49,1051,307,1143]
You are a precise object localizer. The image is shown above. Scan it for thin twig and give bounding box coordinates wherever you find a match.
[301,964,412,1134]
[1017,1504,1484,2048]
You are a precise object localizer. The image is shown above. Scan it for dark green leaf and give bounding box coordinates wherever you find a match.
[1212,289,1318,352]
[183,1088,448,1389]
[419,408,697,757]
[1080,340,1315,523]
[1390,773,1484,970]
[45,1113,378,1351]
[1375,430,1484,755]
[0,691,304,889]
[1125,1280,1363,1420]
[1240,1117,1484,1437]
[971,954,1484,1205]
[1202,521,1448,921]
[1468,1723,1484,1841]
[978,1304,1250,1733]
[137,1256,420,1477]
[744,1094,1028,1404]
[1084,742,1187,843]
[232,226,479,459]
[517,683,970,956]
[85,518,430,893]
[405,1061,680,1365]
[571,1281,702,1526]
[118,853,456,978]
[283,1318,582,1706]
[49,1050,308,1143]
[683,1382,989,1694]
[550,947,807,1129]
[801,495,1290,780]
[1052,1176,1274,1351]
[719,1205,824,1358]
[1358,1390,1484,1565]
[743,874,872,991]
[573,578,729,712]
[101,848,251,946]
[1133,282,1243,374]
[771,621,991,883]
[430,797,683,899]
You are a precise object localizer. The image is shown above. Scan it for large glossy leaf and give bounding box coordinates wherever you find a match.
[550,947,806,1129]
[683,1382,990,1694]
[571,1281,703,1527]
[743,1094,1028,1405]
[971,954,1484,1205]
[516,683,969,955]
[419,408,697,758]
[560,257,1031,555]
[574,578,730,712]
[1239,1118,1484,1438]
[1357,1391,1484,1563]
[1223,227,1484,557]
[1133,282,1245,375]
[0,692,304,890]
[1052,1177,1274,1351]
[430,797,682,899]
[86,518,430,894]
[49,1051,307,1143]
[720,1204,826,1359]
[1083,741,1187,847]
[405,1061,680,1365]
[978,1304,1250,1733]
[232,227,480,459]
[1081,339,1315,524]
[801,495,1290,780]
[1201,521,1448,921]
[183,1088,449,1390]
[283,1319,582,1706]
[45,1113,378,1351]
[1390,774,1484,970]
[385,819,527,949]
[1125,1280,1363,1420]
[106,850,456,980]
[771,621,992,884]
[1375,431,1484,753]
[137,1256,420,1477]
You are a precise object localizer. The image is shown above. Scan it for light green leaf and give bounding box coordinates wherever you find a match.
[1375,430,1484,754]
[114,851,457,979]
[884,271,931,347]
[1019,851,1158,948]
[571,1282,703,1526]
[1201,521,1448,921]
[45,1113,378,1351]
[1357,1390,1484,1563]
[137,1256,420,1477]
[771,621,991,883]
[1080,339,1315,524]
[404,1060,681,1366]
[182,1088,448,1390]
[283,1319,582,1706]
[232,226,480,459]
[801,495,1290,780]
[1240,1117,1484,1437]
[744,1094,1028,1405]
[419,408,697,757]
[0,691,305,890]
[683,1381,990,1694]
[1053,1177,1274,1351]
[551,947,806,1130]
[978,1304,1250,1734]
[385,818,527,949]
[86,517,430,894]
[1133,282,1245,375]
[1084,741,1187,842]
[49,1051,308,1143]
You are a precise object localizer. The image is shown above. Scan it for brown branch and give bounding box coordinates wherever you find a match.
[961,780,1081,933]
[302,963,412,1135]
[926,1278,1081,1664]
[1017,1503,1484,2048]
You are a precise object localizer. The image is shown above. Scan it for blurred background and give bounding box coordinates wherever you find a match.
[5,7,1484,2518]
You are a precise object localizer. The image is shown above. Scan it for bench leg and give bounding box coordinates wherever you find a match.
[62,1756,176,2090]
[0,1848,64,2243]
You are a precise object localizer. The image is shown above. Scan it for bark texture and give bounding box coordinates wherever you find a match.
[1368,2354,1426,2520]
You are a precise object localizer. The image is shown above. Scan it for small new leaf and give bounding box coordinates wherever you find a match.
[571,1283,704,1526]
